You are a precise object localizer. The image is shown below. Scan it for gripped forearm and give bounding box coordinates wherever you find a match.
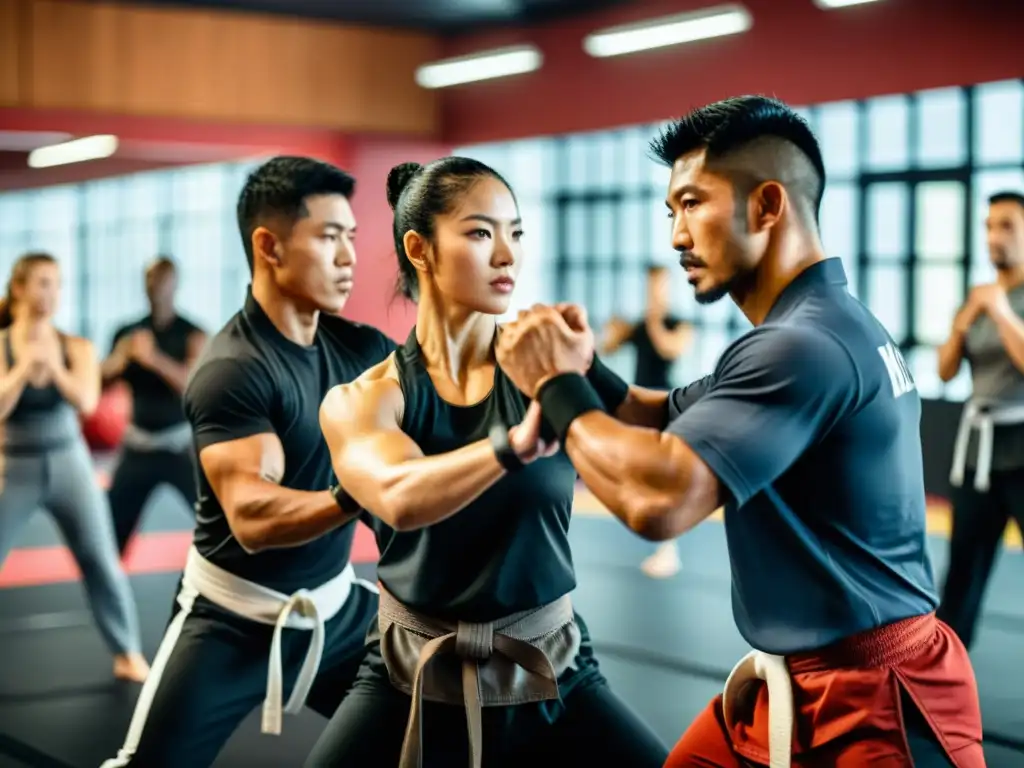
[565,411,697,541]
[232,481,354,552]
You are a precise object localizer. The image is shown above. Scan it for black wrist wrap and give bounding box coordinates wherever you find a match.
[536,373,606,443]
[586,353,630,413]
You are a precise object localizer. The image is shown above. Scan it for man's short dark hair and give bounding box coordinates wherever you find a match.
[650,95,827,225]
[989,191,1024,211]
[236,156,356,271]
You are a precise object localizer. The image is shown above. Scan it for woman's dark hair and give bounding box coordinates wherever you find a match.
[0,252,57,330]
[386,156,515,301]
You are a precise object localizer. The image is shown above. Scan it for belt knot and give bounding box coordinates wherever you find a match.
[456,621,494,661]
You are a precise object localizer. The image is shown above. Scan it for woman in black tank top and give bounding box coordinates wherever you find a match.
[0,253,148,683]
[308,159,667,767]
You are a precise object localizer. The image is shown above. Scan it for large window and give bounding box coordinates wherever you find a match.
[0,161,257,349]
[457,77,1024,400]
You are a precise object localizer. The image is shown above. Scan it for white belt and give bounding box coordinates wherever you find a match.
[949,399,1024,492]
[722,650,794,768]
[181,546,355,735]
[122,422,193,453]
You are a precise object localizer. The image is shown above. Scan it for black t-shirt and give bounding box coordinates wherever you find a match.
[361,329,579,623]
[630,316,684,390]
[183,289,396,592]
[112,315,203,431]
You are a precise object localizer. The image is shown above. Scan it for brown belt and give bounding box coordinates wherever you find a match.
[377,585,580,768]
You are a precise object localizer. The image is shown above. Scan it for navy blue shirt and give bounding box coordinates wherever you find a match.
[666,259,938,654]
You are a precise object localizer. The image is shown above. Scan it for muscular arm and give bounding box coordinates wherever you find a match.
[52,337,101,416]
[145,330,207,394]
[199,434,354,553]
[320,363,514,533]
[555,328,857,541]
[938,304,976,382]
[186,356,351,553]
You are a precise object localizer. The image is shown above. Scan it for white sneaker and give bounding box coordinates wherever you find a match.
[640,541,681,578]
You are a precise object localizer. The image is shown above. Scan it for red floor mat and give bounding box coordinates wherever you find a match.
[0,523,380,588]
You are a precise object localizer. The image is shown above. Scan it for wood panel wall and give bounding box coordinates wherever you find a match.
[0,0,440,135]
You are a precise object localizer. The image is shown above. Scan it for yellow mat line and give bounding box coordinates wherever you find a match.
[571,489,1023,551]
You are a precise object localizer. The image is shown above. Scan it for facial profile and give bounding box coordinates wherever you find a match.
[651,96,826,307]
[665,149,762,305]
[418,176,523,316]
[387,156,521,316]
[237,156,359,314]
[987,195,1024,271]
[249,193,357,315]
[15,259,61,319]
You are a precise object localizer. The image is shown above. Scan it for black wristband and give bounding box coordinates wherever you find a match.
[330,483,360,516]
[537,373,606,443]
[489,422,525,472]
[587,353,630,413]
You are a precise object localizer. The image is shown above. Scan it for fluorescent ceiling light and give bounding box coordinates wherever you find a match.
[583,4,752,58]
[415,45,542,89]
[813,0,884,7]
[28,134,119,168]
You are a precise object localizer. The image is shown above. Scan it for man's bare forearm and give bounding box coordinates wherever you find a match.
[233,481,355,552]
[564,411,702,540]
[613,386,671,428]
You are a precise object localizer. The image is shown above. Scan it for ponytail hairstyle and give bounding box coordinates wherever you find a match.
[386,156,515,302]
[0,252,58,330]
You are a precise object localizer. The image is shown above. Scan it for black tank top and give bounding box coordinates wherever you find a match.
[370,328,579,623]
[4,333,68,417]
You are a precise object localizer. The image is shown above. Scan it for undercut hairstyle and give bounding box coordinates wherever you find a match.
[386,156,515,302]
[236,156,356,272]
[650,95,827,227]
[989,191,1024,211]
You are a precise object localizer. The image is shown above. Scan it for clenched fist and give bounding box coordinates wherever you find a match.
[496,304,594,397]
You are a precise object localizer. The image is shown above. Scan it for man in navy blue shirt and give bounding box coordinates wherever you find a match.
[497,97,983,767]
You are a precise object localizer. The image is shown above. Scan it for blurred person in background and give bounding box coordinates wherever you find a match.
[938,189,1024,650]
[0,252,149,682]
[101,256,206,555]
[600,263,692,577]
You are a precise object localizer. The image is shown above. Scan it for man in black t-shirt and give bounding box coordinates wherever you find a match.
[102,157,397,768]
[101,256,206,554]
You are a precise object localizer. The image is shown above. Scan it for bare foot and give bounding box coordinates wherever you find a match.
[113,653,150,683]
[640,541,681,579]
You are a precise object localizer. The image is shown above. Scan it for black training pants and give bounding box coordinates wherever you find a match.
[108,447,198,554]
[938,467,1024,650]
[102,578,379,768]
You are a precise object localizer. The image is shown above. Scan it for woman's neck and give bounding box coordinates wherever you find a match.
[415,289,497,389]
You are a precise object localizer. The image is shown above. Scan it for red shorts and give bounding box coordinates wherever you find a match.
[665,613,984,767]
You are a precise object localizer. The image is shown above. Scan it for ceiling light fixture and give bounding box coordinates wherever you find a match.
[812,0,885,8]
[415,45,543,89]
[583,4,753,59]
[27,134,119,168]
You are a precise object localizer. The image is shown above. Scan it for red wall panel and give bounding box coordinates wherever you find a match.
[440,0,1024,145]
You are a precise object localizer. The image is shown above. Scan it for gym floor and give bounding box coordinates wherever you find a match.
[1,485,1022,768]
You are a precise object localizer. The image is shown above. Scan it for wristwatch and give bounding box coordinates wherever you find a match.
[489,422,525,472]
